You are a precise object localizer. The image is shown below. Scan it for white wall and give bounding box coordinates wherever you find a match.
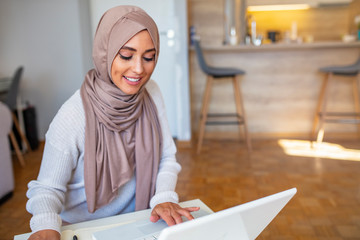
[173,0,192,142]
[0,0,93,139]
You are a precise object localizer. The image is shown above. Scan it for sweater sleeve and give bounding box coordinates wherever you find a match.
[26,143,73,233]
[26,91,84,233]
[146,80,182,209]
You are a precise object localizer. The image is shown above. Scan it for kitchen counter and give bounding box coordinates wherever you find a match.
[194,41,360,52]
[189,40,360,139]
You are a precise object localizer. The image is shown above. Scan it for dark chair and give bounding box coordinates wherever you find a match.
[194,40,251,153]
[311,56,360,144]
[2,67,31,166]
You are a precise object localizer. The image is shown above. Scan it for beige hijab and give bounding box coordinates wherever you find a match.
[80,5,162,213]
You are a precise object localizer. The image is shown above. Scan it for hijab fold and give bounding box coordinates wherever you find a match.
[80,5,162,213]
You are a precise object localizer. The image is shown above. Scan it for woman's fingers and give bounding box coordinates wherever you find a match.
[149,212,160,223]
[151,203,200,226]
[176,207,200,221]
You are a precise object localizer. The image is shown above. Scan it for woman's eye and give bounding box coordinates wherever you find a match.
[143,56,155,62]
[119,54,132,61]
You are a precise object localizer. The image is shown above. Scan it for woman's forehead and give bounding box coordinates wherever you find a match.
[121,30,155,50]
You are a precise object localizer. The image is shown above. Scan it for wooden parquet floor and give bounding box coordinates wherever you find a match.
[1,139,360,240]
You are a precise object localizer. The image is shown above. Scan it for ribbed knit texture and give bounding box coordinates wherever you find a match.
[26,80,181,234]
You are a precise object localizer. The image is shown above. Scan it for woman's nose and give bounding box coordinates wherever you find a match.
[132,57,144,74]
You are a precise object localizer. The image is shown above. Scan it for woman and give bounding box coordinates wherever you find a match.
[26,5,198,240]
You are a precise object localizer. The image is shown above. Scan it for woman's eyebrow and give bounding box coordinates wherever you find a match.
[121,46,156,53]
[145,48,156,53]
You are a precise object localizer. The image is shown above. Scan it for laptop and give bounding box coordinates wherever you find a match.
[92,188,297,240]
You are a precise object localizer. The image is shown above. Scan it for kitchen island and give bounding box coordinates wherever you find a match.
[189,41,360,139]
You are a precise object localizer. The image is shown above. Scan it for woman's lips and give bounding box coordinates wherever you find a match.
[124,76,141,85]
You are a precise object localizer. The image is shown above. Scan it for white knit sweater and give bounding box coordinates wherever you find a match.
[26,80,181,234]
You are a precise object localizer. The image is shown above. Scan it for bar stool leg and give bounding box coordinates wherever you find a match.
[197,76,214,154]
[11,112,31,152]
[9,131,26,167]
[353,76,360,138]
[316,73,332,144]
[312,73,330,142]
[233,76,252,151]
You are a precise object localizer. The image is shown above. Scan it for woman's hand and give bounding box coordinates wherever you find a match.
[27,229,60,240]
[150,202,200,226]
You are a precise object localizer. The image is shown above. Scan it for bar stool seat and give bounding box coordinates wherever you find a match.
[204,66,245,78]
[312,56,360,144]
[194,40,251,153]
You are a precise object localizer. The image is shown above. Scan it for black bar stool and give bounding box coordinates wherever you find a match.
[194,40,251,153]
[312,56,360,144]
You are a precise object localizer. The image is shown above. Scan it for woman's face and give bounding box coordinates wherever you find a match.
[111,30,156,95]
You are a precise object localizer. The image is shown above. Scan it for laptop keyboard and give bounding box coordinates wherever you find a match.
[136,231,160,240]
[92,209,211,240]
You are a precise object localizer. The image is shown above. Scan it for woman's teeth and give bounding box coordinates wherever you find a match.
[124,76,140,82]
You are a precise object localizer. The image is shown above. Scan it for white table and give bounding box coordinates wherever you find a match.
[14,199,213,240]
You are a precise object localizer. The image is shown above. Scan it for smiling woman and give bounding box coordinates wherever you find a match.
[111,30,156,95]
[25,5,198,240]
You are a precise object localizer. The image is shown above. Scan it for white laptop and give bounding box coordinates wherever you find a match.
[92,188,297,240]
